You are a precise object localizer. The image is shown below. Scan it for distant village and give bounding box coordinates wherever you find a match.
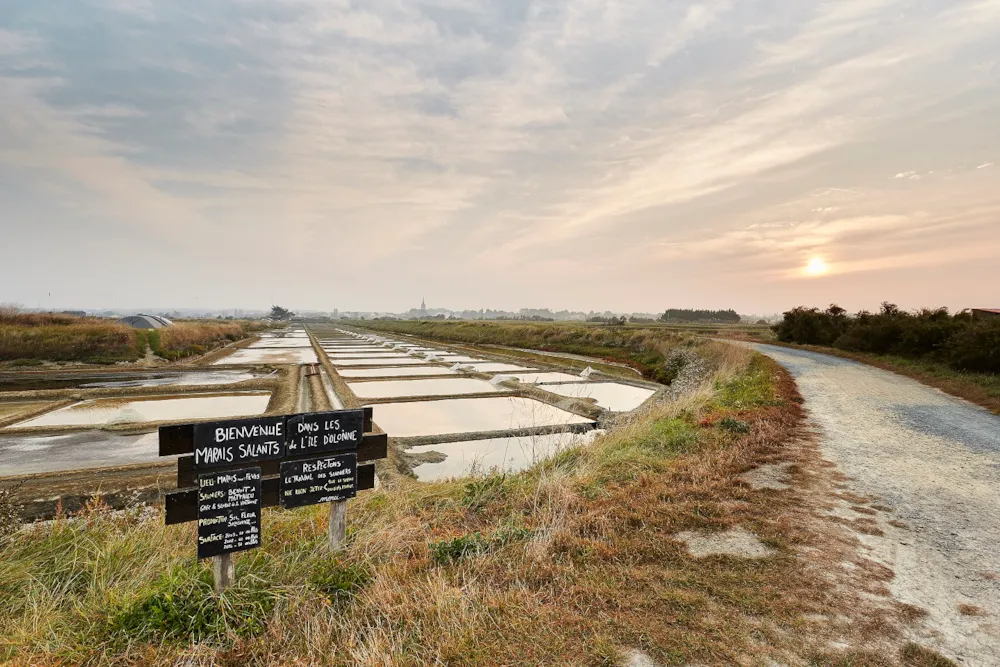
[36,299,781,326]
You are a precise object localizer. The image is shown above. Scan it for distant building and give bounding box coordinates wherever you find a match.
[420,297,427,318]
[61,310,87,317]
[117,314,174,329]
[971,308,1000,321]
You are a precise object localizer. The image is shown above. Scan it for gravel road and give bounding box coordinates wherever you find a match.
[754,344,1000,664]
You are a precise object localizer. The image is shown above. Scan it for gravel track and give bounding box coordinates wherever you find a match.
[754,344,1000,665]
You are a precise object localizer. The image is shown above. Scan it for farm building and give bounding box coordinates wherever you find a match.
[971,308,1000,321]
[116,314,174,329]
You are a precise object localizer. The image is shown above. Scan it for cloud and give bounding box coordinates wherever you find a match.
[0,0,998,312]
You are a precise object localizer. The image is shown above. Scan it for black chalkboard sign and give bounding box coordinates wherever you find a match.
[285,409,364,455]
[280,453,358,509]
[197,467,262,559]
[193,416,286,468]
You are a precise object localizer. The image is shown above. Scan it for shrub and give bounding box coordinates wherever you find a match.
[773,304,1000,374]
[772,305,849,345]
[946,324,1000,373]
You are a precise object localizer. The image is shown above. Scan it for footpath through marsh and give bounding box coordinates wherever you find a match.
[754,343,1000,665]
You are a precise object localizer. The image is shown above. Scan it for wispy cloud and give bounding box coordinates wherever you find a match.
[0,0,997,312]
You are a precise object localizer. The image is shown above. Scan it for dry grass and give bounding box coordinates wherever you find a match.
[0,307,86,327]
[152,322,246,360]
[957,604,984,616]
[0,347,913,665]
[0,306,249,364]
[0,322,139,363]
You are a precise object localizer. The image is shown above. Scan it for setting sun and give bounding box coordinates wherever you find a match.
[805,257,829,276]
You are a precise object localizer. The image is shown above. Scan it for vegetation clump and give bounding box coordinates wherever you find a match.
[774,303,1000,373]
[0,306,248,363]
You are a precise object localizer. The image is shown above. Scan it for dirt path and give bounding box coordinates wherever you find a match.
[754,343,1000,665]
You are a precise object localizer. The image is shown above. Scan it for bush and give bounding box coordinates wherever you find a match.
[946,324,1000,373]
[773,304,1000,374]
[772,305,849,345]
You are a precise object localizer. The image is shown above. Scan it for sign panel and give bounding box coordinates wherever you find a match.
[197,467,262,559]
[280,453,358,509]
[193,415,285,468]
[285,409,364,455]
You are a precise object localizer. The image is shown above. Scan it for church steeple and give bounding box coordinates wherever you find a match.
[420,297,427,316]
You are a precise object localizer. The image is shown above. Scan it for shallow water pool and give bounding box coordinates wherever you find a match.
[492,372,583,384]
[369,396,593,437]
[248,339,314,349]
[337,366,457,378]
[409,431,598,481]
[0,431,162,475]
[6,392,272,429]
[348,378,502,399]
[464,363,536,373]
[215,348,318,365]
[331,358,432,367]
[540,382,657,412]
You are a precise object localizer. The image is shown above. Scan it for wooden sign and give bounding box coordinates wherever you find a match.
[285,409,364,456]
[280,452,358,509]
[161,404,386,587]
[192,415,285,468]
[197,467,262,560]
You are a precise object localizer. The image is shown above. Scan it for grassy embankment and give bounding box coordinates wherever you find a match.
[355,320,720,384]
[0,335,944,665]
[0,309,250,365]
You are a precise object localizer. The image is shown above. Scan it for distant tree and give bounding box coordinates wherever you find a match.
[269,305,294,321]
[659,308,741,323]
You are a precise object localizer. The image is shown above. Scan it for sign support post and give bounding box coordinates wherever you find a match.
[213,553,234,592]
[329,500,347,551]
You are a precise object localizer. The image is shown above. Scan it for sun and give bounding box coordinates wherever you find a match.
[804,257,828,277]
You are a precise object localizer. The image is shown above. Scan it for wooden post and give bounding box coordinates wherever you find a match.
[329,500,347,551]
[213,553,234,592]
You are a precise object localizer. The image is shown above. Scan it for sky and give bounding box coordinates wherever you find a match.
[1,0,998,315]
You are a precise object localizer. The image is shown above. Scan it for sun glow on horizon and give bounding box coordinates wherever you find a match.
[804,257,829,277]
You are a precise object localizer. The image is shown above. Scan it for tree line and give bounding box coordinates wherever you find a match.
[660,309,742,323]
[773,304,1000,373]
